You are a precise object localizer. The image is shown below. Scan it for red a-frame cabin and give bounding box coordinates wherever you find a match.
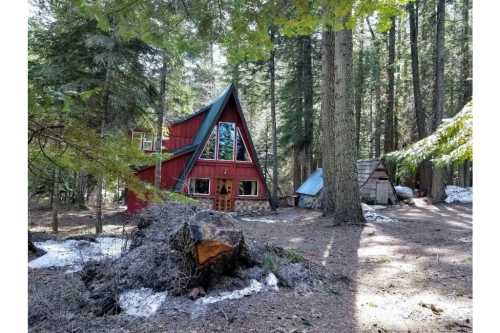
[126,83,273,214]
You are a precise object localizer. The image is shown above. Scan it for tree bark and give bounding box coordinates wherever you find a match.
[408,1,426,140]
[154,54,167,189]
[367,18,382,158]
[292,146,302,192]
[51,168,59,233]
[269,27,278,209]
[320,27,336,214]
[333,19,364,223]
[430,0,446,203]
[302,36,314,178]
[384,17,396,154]
[460,0,472,110]
[354,27,365,156]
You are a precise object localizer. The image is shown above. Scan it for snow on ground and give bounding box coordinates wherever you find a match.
[445,185,473,204]
[362,203,397,223]
[196,273,279,306]
[395,186,415,199]
[29,237,127,272]
[118,288,167,317]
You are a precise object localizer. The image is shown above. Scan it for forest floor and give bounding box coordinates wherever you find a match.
[28,199,472,332]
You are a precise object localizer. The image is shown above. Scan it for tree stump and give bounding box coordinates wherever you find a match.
[170,210,250,286]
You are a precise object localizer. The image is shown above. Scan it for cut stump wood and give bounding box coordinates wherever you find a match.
[170,210,250,285]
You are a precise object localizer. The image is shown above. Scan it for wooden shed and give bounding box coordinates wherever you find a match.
[296,159,397,208]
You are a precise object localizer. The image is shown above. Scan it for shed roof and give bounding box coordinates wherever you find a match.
[296,168,324,196]
[296,159,390,196]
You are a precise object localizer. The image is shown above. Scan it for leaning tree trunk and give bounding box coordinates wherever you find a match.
[154,54,167,189]
[430,0,446,203]
[269,28,279,209]
[320,27,336,214]
[333,19,365,224]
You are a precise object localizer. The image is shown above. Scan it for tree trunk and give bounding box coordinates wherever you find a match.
[292,146,302,192]
[460,0,472,110]
[96,57,113,234]
[333,19,365,224]
[367,18,382,158]
[269,28,278,209]
[430,0,446,203]
[354,27,365,155]
[302,36,314,177]
[154,54,168,189]
[408,0,426,140]
[75,171,87,209]
[384,17,396,154]
[51,168,59,234]
[320,27,336,214]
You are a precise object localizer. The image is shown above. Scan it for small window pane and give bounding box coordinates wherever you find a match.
[200,127,216,159]
[132,132,143,150]
[239,181,257,196]
[218,122,235,160]
[236,129,250,161]
[142,133,154,151]
[189,178,210,195]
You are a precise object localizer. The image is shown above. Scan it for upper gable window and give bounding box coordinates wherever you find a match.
[236,128,251,162]
[200,127,216,159]
[217,122,235,160]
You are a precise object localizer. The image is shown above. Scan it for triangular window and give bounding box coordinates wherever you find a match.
[200,127,216,159]
[236,128,251,161]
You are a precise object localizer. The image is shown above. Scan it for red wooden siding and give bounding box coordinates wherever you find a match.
[163,112,205,151]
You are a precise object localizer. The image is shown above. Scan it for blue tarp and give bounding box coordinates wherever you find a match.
[296,168,324,196]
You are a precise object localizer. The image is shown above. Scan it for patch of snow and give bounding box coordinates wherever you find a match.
[239,217,283,224]
[118,288,166,317]
[445,186,472,204]
[395,186,414,199]
[364,211,397,223]
[28,237,127,272]
[265,273,279,291]
[195,273,279,306]
[196,280,263,305]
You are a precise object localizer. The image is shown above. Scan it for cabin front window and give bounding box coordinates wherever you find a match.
[217,122,235,160]
[189,178,210,195]
[200,127,217,159]
[236,128,251,161]
[239,180,257,196]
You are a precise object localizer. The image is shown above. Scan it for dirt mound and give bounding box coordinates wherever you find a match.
[30,202,337,330]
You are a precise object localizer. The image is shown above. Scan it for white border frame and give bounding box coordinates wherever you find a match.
[237,179,258,197]
[235,127,253,163]
[188,177,211,196]
[199,126,218,160]
[217,121,236,161]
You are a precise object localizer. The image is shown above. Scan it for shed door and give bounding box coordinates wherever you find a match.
[376,181,389,204]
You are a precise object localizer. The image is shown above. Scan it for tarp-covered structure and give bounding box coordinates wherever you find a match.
[296,160,398,208]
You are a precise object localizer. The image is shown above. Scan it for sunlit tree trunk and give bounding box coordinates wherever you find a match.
[332,17,364,223]
[320,27,336,214]
[384,17,396,154]
[302,36,314,177]
[430,0,446,203]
